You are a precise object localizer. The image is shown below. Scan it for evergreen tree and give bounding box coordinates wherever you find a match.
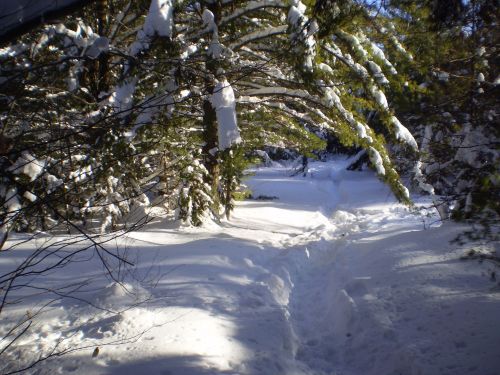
[384,0,499,241]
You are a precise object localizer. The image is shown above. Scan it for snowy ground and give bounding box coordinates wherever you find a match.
[1,157,499,375]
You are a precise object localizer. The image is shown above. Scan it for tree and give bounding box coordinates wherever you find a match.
[383,0,499,242]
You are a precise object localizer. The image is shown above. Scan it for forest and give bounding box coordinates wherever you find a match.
[0,0,499,374]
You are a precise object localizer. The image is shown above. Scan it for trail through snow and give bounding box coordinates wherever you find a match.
[1,157,499,375]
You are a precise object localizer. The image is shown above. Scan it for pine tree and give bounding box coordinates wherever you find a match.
[177,148,213,226]
[384,0,499,241]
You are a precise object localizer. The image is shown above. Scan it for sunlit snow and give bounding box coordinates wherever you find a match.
[1,158,499,375]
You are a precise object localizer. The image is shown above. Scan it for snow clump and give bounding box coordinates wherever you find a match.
[368,147,385,175]
[7,151,44,181]
[211,79,242,150]
[144,0,174,37]
[391,116,418,150]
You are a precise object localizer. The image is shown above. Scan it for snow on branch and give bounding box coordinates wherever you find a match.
[414,161,435,195]
[130,0,174,56]
[391,116,418,150]
[220,0,287,26]
[366,61,389,85]
[7,152,45,182]
[288,0,317,71]
[108,78,137,116]
[202,9,217,34]
[323,43,369,80]
[322,86,373,143]
[211,80,242,150]
[337,31,368,61]
[367,41,398,75]
[124,80,177,140]
[242,87,324,106]
[368,147,385,175]
[144,0,174,38]
[229,25,288,50]
[265,102,334,130]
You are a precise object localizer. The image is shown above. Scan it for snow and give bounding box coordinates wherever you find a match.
[287,0,316,71]
[2,158,499,375]
[338,31,368,60]
[85,36,109,59]
[7,151,44,181]
[322,86,373,143]
[0,43,29,59]
[129,0,174,57]
[211,79,242,150]
[367,60,389,85]
[370,86,389,109]
[244,86,322,106]
[308,20,319,36]
[355,121,372,142]
[220,0,288,26]
[368,147,385,175]
[391,115,418,150]
[436,70,450,82]
[288,1,306,25]
[414,160,435,195]
[180,44,198,59]
[125,79,176,140]
[476,46,486,56]
[23,191,37,202]
[366,41,398,75]
[129,30,149,57]
[109,79,137,116]
[211,79,236,108]
[202,8,217,34]
[45,173,63,192]
[390,35,413,61]
[144,0,174,38]
[317,63,334,74]
[229,25,288,50]
[207,34,224,59]
[4,187,21,215]
[454,124,490,168]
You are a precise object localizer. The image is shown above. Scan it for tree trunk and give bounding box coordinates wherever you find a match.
[201,0,223,215]
[202,96,220,213]
[96,0,109,94]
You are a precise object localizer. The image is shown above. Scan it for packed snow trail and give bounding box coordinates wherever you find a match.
[1,158,499,375]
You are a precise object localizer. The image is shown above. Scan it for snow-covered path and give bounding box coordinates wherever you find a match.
[1,159,499,375]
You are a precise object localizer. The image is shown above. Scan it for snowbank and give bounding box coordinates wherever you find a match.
[1,158,498,375]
